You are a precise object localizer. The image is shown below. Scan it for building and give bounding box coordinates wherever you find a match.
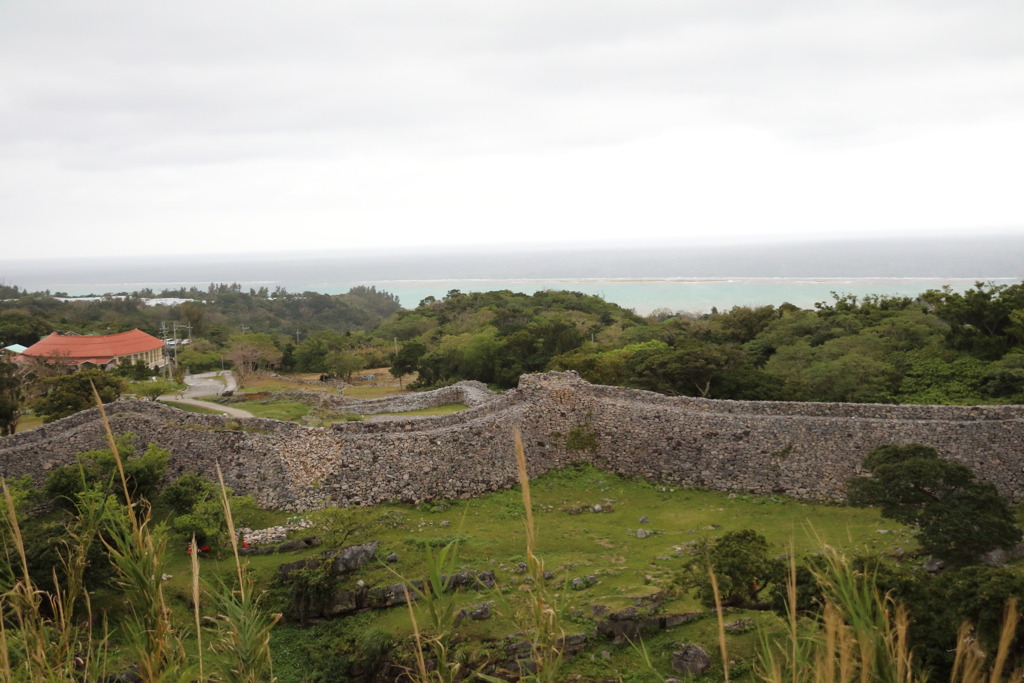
[2,344,27,357]
[21,330,167,371]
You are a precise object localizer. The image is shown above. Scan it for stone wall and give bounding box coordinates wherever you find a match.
[268,380,495,415]
[2,372,1022,510]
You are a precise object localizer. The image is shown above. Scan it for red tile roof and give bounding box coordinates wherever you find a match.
[23,329,165,365]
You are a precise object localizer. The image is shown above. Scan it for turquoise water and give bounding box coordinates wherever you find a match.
[4,238,1019,315]
[313,277,1019,314]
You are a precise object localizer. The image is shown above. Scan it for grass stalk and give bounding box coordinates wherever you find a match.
[190,533,204,683]
[204,464,279,682]
[709,565,731,683]
[512,428,565,681]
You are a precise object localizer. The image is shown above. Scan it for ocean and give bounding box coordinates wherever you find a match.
[2,235,1021,315]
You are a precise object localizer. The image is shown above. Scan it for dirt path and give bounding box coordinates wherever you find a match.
[161,371,253,418]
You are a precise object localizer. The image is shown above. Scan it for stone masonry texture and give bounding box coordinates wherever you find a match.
[1,372,1021,511]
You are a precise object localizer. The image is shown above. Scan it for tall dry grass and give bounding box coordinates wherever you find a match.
[0,386,279,682]
[752,547,1023,683]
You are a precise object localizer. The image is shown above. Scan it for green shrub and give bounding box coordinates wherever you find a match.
[160,472,218,515]
[43,433,171,510]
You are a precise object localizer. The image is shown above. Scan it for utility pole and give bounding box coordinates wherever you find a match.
[394,337,402,389]
[172,322,180,364]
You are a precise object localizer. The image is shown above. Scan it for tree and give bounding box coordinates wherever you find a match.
[0,357,26,434]
[32,369,126,423]
[390,340,426,379]
[676,529,781,608]
[129,378,178,401]
[114,359,156,381]
[847,444,1020,566]
[324,350,362,381]
[222,333,282,384]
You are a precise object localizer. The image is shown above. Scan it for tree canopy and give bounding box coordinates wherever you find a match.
[847,444,1020,566]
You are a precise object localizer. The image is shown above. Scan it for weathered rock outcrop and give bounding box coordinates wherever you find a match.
[2,372,1023,510]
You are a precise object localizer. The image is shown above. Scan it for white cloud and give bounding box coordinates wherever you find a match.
[0,0,1022,258]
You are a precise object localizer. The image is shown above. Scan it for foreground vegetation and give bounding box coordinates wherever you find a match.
[2,280,1024,679]
[5,409,1024,681]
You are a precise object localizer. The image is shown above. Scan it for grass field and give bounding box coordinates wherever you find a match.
[343,384,411,399]
[14,412,43,433]
[378,402,470,417]
[241,401,311,421]
[161,464,913,682]
[159,400,223,415]
[236,375,339,394]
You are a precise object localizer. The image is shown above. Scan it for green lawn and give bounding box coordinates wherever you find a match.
[160,400,223,415]
[14,412,44,433]
[259,464,912,682]
[240,401,311,422]
[343,384,411,399]
[379,403,469,417]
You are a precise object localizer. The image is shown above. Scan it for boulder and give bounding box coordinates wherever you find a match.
[278,540,379,581]
[332,541,380,573]
[671,644,712,675]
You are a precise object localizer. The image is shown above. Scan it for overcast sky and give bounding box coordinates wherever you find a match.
[2,0,1022,260]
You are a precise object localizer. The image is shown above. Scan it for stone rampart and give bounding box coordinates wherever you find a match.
[2,372,1022,510]
[268,380,495,415]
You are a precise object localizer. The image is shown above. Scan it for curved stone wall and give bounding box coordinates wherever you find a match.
[2,372,1022,510]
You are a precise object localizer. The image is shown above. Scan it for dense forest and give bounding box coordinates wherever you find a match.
[2,280,1024,410]
[378,283,1024,404]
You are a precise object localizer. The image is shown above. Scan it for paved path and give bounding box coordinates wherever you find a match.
[160,371,253,418]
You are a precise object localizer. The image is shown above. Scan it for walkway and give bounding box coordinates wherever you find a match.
[160,371,254,418]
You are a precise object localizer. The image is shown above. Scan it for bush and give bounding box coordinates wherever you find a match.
[160,472,218,515]
[32,369,126,423]
[43,433,171,511]
[676,529,781,608]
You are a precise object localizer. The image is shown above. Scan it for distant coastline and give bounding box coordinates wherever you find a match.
[2,234,1021,314]
[8,276,1019,316]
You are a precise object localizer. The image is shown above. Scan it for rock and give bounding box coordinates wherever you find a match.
[639,515,649,523]
[456,601,494,621]
[571,577,586,590]
[278,541,380,581]
[277,539,308,552]
[923,556,945,573]
[593,504,603,513]
[597,610,702,644]
[636,528,650,539]
[981,548,1009,566]
[332,541,380,573]
[724,617,755,634]
[671,644,712,675]
[385,553,399,563]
